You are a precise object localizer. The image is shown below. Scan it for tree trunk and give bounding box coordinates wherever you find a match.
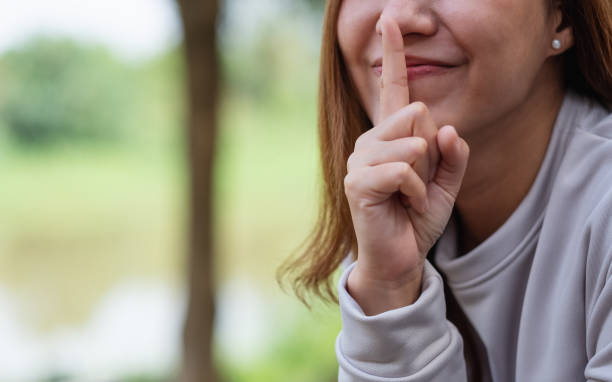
[176,0,219,381]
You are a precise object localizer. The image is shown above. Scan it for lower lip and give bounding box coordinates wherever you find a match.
[373,65,455,80]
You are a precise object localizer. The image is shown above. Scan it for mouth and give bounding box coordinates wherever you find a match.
[372,56,459,81]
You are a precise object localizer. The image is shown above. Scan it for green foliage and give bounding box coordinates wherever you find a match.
[0,4,332,381]
[217,304,340,382]
[220,13,320,110]
[0,38,138,147]
[0,38,187,329]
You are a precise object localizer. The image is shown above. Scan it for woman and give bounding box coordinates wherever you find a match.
[278,0,612,380]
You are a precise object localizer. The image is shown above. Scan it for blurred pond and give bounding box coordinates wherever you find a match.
[0,0,340,381]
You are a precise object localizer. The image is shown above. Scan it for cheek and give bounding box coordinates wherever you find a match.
[411,0,546,134]
[337,1,379,65]
[444,0,548,73]
[436,0,550,126]
[337,1,381,122]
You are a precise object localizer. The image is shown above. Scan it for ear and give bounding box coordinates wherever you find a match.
[548,3,574,56]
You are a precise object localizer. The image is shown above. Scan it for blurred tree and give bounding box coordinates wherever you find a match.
[176,0,218,382]
[0,38,134,147]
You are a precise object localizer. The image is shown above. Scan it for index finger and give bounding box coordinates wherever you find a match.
[378,15,410,124]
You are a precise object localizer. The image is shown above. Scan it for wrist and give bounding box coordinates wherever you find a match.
[346,264,424,316]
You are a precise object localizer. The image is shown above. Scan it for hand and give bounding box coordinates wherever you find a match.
[344,15,470,315]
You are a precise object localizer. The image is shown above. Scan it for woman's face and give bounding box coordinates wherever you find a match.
[337,0,567,137]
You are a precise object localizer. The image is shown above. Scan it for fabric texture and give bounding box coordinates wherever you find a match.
[336,92,612,381]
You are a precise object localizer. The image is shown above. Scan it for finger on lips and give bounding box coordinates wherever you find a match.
[377,15,430,211]
[379,14,411,123]
[378,16,439,184]
[346,15,442,214]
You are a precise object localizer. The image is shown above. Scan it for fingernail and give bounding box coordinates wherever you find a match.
[376,15,385,35]
[417,138,427,153]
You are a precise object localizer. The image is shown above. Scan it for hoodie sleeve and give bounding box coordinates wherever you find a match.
[336,261,467,382]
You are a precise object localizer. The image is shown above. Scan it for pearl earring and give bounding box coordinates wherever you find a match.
[552,39,562,50]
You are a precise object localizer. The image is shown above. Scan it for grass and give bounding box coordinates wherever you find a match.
[0,29,340,380]
[0,140,186,329]
[213,93,321,287]
[0,90,340,381]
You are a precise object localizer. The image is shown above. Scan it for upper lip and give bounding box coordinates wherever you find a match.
[372,55,457,68]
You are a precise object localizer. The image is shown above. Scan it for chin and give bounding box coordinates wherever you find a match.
[427,103,471,136]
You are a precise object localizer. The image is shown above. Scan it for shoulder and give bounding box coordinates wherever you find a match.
[573,95,612,140]
[554,93,612,206]
[560,93,612,231]
[563,90,612,141]
[564,92,612,151]
[546,93,612,291]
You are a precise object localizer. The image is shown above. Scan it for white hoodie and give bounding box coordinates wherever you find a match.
[336,91,612,381]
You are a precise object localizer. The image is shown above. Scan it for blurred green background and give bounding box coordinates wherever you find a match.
[0,0,340,381]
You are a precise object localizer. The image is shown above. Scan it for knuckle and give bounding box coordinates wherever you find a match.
[346,152,358,171]
[343,173,358,195]
[354,134,367,150]
[395,162,410,182]
[410,101,428,116]
[413,137,428,152]
[462,139,470,156]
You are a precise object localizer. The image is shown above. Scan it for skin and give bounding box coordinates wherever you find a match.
[338,0,574,315]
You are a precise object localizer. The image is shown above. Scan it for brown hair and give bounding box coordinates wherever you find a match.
[276,0,367,307]
[559,0,612,106]
[277,0,612,306]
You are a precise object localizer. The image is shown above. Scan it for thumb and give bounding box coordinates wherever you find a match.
[433,125,470,199]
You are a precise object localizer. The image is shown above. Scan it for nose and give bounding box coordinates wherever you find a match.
[376,0,438,38]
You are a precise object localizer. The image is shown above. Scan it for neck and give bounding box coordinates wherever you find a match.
[454,74,565,255]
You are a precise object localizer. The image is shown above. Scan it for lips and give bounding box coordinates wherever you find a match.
[372,56,459,80]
